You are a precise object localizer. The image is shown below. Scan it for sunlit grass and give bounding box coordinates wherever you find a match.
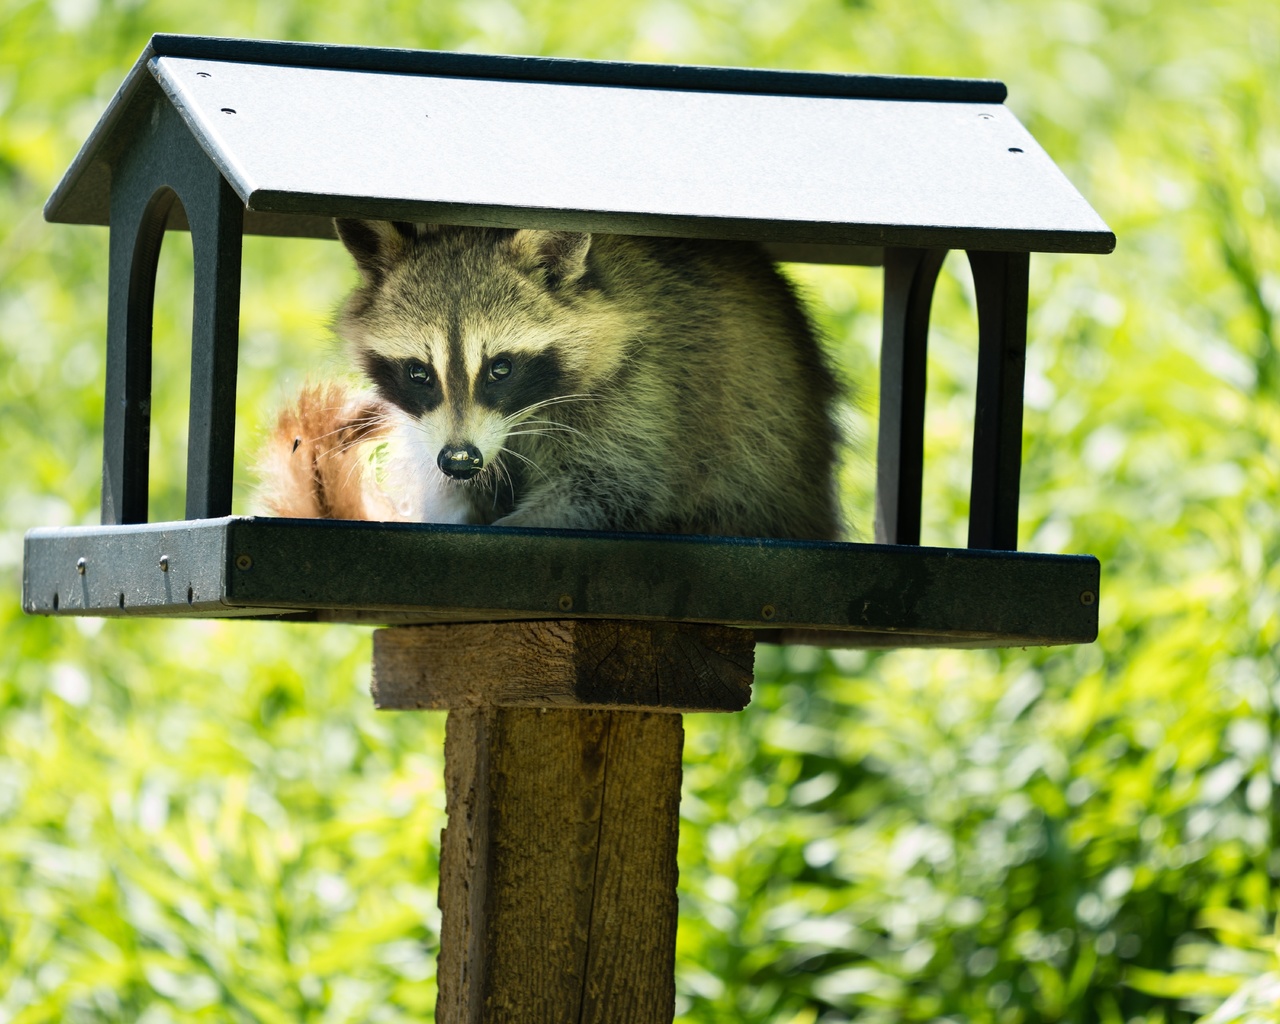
[2,0,1278,1020]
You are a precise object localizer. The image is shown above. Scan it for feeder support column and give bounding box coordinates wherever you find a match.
[967,250,1030,551]
[184,174,243,521]
[372,619,755,1024]
[876,247,947,546]
[102,93,242,526]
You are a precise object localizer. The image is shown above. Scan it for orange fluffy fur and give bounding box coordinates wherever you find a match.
[256,382,400,521]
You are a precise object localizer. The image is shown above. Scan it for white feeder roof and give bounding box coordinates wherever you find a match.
[47,34,1114,257]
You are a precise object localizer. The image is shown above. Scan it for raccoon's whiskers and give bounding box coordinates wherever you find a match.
[486,457,512,513]
[497,444,547,479]
[505,426,583,441]
[314,425,383,455]
[337,455,371,496]
[300,413,386,453]
[512,417,586,435]
[314,439,370,467]
[505,393,596,424]
[304,423,360,446]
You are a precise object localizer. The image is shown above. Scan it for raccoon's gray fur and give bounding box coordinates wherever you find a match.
[332,220,843,540]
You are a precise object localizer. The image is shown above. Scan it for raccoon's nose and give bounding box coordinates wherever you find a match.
[437,444,484,480]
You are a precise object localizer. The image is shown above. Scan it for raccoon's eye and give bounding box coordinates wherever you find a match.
[488,358,513,382]
[407,361,434,386]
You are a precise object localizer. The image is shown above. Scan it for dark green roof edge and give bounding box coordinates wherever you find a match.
[149,33,1009,103]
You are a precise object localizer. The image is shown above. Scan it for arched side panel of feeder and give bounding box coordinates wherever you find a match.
[103,91,243,526]
[877,248,1030,553]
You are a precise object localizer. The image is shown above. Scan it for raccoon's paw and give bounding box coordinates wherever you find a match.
[490,509,539,529]
[255,381,400,521]
[492,500,594,531]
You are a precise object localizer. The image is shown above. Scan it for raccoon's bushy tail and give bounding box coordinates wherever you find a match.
[256,381,400,521]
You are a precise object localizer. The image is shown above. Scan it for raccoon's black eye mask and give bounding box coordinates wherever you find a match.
[360,353,442,417]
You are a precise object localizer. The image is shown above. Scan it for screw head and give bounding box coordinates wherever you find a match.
[76,557,87,575]
[235,554,253,571]
[761,604,776,620]
[159,555,170,572]
[1080,590,1097,606]
[558,594,574,612]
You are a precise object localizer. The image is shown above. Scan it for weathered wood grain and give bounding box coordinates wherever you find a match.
[437,708,684,1024]
[390,619,750,1021]
[371,619,754,712]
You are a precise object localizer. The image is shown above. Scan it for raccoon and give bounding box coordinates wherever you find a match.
[287,220,843,539]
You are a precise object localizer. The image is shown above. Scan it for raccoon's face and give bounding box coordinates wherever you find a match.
[334,221,628,484]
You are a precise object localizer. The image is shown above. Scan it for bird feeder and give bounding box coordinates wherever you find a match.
[23,34,1113,1021]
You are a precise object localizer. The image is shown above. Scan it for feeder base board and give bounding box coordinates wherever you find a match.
[23,516,1099,649]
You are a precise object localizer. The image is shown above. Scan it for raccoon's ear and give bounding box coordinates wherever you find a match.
[333,219,419,283]
[508,230,592,288]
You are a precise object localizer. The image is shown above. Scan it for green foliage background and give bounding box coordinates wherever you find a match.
[1,0,1277,1021]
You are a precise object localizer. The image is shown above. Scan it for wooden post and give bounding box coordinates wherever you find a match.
[371,619,755,1024]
